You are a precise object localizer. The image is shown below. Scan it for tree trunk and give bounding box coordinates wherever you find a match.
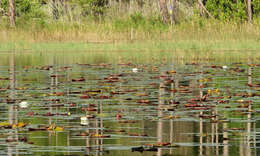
[9,0,15,27]
[247,0,252,23]
[159,0,169,23]
[171,0,178,24]
[198,0,213,18]
[137,0,144,8]
[51,0,58,20]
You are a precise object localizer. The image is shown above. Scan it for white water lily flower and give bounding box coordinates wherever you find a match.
[80,116,89,126]
[132,68,138,73]
[19,101,29,108]
[222,66,227,69]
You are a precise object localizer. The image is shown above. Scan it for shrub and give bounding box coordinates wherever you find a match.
[205,0,247,21]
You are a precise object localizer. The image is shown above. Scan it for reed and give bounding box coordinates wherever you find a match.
[0,0,260,52]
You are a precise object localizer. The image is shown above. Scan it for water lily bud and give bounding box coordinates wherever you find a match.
[80,117,89,126]
[132,68,138,73]
[19,101,29,108]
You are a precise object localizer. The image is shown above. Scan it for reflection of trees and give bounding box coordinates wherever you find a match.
[199,65,203,156]
[242,57,257,156]
[157,72,165,156]
[213,109,219,156]
[96,101,104,156]
[49,57,60,149]
[223,122,228,156]
[66,65,71,155]
[9,52,16,124]
[169,65,175,155]
[246,61,252,156]
[49,66,55,146]
[84,101,104,156]
[8,52,17,156]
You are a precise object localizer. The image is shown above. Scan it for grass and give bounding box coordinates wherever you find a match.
[0,0,260,54]
[1,39,260,53]
[0,17,260,53]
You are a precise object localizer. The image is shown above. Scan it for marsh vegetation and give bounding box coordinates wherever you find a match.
[0,0,260,51]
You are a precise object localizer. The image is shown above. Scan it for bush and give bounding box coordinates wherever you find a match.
[1,0,45,18]
[253,0,260,18]
[71,0,108,17]
[205,0,247,21]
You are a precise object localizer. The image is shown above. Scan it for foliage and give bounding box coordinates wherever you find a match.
[70,0,108,16]
[252,0,260,17]
[205,0,247,21]
[0,0,260,28]
[1,0,45,18]
[113,12,168,32]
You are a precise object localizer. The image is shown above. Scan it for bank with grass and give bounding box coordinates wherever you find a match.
[0,0,260,52]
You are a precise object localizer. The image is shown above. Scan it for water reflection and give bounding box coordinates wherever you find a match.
[157,72,165,156]
[0,52,259,156]
[8,51,17,156]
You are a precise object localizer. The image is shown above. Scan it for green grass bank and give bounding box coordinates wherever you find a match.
[1,19,260,52]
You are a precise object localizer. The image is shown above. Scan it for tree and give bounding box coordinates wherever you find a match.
[252,0,260,17]
[248,0,252,23]
[198,0,213,18]
[159,0,169,23]
[9,0,15,26]
[77,0,108,16]
[0,0,3,16]
[205,0,247,21]
[170,0,178,24]
[51,0,58,20]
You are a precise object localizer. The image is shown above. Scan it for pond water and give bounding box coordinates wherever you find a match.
[0,51,259,156]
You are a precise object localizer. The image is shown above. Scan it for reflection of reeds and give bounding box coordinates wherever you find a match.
[0,50,259,68]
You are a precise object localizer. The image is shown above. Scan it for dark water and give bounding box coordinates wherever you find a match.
[0,52,259,156]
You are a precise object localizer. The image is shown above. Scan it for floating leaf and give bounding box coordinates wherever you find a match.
[137,99,150,104]
[0,122,10,127]
[128,133,148,137]
[72,77,85,82]
[90,133,110,138]
[17,122,27,128]
[76,132,89,136]
[161,115,180,119]
[55,126,64,131]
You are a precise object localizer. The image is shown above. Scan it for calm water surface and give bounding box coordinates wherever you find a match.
[0,51,259,156]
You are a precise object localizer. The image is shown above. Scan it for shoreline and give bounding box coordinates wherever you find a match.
[0,40,260,52]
